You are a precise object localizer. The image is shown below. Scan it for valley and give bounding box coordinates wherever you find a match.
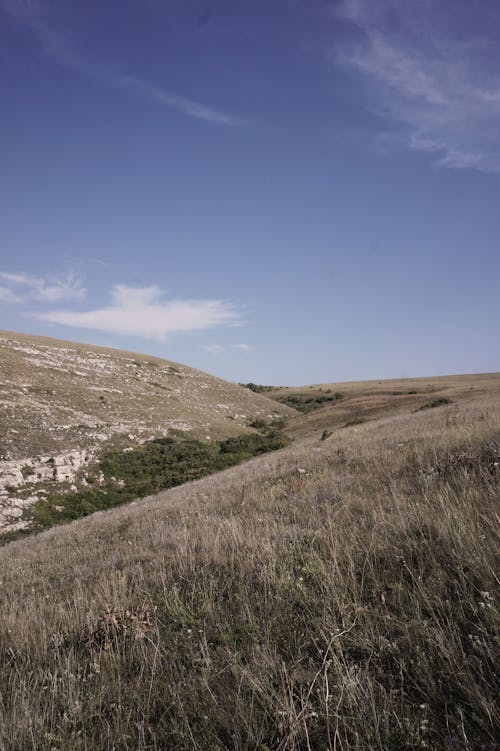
[0,333,498,749]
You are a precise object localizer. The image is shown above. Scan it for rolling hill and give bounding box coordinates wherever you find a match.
[263,372,500,438]
[1,333,499,748]
[1,366,498,749]
[0,331,293,535]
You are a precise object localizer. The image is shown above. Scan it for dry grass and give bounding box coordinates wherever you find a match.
[267,373,500,439]
[0,330,293,460]
[0,386,499,750]
[0,331,293,534]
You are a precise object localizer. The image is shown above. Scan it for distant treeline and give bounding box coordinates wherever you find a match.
[241,383,345,414]
[240,383,277,393]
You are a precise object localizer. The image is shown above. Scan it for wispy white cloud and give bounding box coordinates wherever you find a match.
[0,286,23,304]
[202,342,255,355]
[0,0,245,126]
[335,0,500,171]
[0,270,86,303]
[202,344,227,355]
[111,75,246,126]
[32,284,242,341]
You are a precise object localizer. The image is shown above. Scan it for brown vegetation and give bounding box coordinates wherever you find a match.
[267,373,500,439]
[0,376,499,749]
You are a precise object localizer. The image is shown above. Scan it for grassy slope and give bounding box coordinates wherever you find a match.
[0,330,294,459]
[266,372,500,439]
[0,375,499,750]
[5,431,290,542]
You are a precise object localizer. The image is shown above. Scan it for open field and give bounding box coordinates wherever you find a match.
[266,373,500,439]
[1,373,498,750]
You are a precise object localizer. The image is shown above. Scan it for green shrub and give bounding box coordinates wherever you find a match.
[276,392,344,413]
[17,432,291,537]
[240,382,275,393]
[247,417,289,433]
[247,418,269,431]
[415,398,452,412]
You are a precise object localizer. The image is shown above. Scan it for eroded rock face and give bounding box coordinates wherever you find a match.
[0,449,94,533]
[0,449,91,490]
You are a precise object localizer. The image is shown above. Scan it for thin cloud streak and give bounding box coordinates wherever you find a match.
[32,285,243,341]
[0,270,86,303]
[335,0,500,171]
[202,343,255,355]
[0,0,245,126]
[112,75,246,126]
[202,344,227,355]
[0,286,23,304]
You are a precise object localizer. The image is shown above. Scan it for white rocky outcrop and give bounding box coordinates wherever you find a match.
[0,449,91,493]
[0,449,94,534]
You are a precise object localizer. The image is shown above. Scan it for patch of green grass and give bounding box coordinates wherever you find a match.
[275,392,344,413]
[415,398,452,412]
[247,416,289,433]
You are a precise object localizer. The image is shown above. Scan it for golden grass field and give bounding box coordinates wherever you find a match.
[266,372,500,439]
[0,372,499,750]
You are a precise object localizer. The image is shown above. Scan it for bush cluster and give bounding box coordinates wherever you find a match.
[415,398,452,412]
[240,382,276,393]
[276,391,344,413]
[21,432,290,535]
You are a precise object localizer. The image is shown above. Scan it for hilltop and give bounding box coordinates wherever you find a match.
[0,331,293,534]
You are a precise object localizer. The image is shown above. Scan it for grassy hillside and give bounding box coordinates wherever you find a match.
[264,373,500,439]
[0,331,294,535]
[4,430,289,543]
[0,331,293,458]
[1,374,498,750]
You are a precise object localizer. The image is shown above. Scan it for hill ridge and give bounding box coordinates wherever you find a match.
[0,330,293,534]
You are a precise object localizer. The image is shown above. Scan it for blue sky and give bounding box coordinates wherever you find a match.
[1,0,499,384]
